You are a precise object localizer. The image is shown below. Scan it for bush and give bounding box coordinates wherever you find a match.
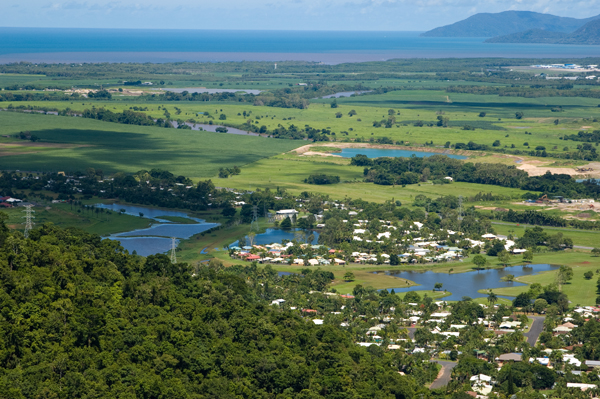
[304,174,340,185]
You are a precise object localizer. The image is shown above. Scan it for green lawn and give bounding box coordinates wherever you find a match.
[476,251,600,306]
[492,222,600,248]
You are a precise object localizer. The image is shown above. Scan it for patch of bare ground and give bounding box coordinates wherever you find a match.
[517,160,600,178]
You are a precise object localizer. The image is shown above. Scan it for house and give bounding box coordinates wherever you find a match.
[566,383,597,391]
[497,353,522,363]
[584,360,600,370]
[275,209,298,221]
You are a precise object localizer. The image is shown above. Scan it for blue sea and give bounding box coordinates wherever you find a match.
[0,28,599,64]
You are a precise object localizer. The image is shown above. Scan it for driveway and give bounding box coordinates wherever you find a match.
[429,360,457,389]
[405,327,417,339]
[524,316,545,346]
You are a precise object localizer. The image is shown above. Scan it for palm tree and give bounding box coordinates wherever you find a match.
[487,290,498,307]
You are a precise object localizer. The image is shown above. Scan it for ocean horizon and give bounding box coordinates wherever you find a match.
[1,28,599,64]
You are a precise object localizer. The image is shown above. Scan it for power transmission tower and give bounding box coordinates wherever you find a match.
[170,237,177,264]
[22,205,35,238]
[458,196,463,233]
[250,205,259,232]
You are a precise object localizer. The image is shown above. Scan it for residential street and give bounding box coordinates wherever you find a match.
[429,360,457,389]
[524,316,545,346]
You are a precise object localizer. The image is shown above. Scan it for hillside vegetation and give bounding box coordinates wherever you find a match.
[421,10,599,37]
[0,220,420,398]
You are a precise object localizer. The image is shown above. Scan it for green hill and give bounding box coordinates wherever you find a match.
[421,10,599,37]
[485,29,568,43]
[485,19,600,45]
[561,19,600,44]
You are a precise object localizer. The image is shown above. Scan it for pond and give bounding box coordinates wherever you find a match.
[381,264,560,301]
[95,203,218,256]
[161,88,263,95]
[229,228,320,248]
[320,91,372,99]
[338,148,467,160]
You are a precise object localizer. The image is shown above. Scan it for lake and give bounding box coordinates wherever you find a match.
[321,91,372,99]
[161,88,262,95]
[338,148,467,160]
[381,264,559,301]
[95,203,218,256]
[230,228,320,247]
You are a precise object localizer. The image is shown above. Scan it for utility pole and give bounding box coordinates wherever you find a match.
[170,237,177,264]
[458,195,463,233]
[251,205,259,232]
[23,205,35,238]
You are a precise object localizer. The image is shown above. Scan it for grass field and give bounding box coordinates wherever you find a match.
[8,94,599,156]
[492,222,600,248]
[0,112,302,178]
[2,203,152,236]
[217,153,534,203]
[481,253,600,306]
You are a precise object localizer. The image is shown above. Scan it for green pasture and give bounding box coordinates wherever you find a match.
[0,73,51,88]
[0,112,301,178]
[491,222,600,248]
[481,251,600,306]
[12,95,599,156]
[218,153,532,203]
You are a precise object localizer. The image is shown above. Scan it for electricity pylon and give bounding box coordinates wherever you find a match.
[170,237,177,264]
[23,205,35,238]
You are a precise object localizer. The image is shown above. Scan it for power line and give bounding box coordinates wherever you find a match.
[22,205,35,238]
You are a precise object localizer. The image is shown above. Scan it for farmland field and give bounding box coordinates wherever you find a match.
[0,111,302,178]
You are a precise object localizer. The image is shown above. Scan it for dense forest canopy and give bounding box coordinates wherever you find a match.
[0,218,421,399]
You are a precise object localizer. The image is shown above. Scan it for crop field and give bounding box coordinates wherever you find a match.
[0,112,302,178]
[314,89,600,117]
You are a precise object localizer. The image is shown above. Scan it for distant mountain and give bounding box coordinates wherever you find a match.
[561,19,600,44]
[485,29,568,44]
[485,19,600,45]
[421,10,600,37]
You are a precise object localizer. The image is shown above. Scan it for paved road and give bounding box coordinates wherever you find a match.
[406,327,417,339]
[524,316,545,346]
[429,360,457,389]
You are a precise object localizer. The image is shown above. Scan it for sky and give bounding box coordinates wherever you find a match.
[4,0,600,31]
